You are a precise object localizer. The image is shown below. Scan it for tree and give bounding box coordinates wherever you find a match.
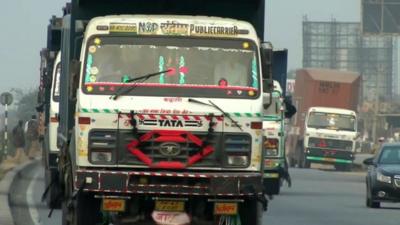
[15,89,39,122]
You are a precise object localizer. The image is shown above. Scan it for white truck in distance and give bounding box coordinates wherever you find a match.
[303,107,357,170]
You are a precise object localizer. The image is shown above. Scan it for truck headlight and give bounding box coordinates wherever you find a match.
[264,138,279,156]
[224,134,251,167]
[90,151,113,163]
[377,172,391,184]
[264,159,280,168]
[227,156,249,167]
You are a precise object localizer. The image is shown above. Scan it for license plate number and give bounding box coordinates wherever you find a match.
[214,202,238,215]
[102,199,126,212]
[155,201,185,212]
[324,158,336,162]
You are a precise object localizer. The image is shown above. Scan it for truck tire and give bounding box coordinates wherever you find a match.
[44,168,61,209]
[288,157,296,167]
[239,199,262,225]
[264,179,281,195]
[302,158,311,169]
[62,192,102,225]
[296,141,305,168]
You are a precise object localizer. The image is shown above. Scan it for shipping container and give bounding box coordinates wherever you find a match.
[293,68,360,135]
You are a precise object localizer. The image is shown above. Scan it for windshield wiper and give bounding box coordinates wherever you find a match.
[110,69,171,100]
[188,98,243,131]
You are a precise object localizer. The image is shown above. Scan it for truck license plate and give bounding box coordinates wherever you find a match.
[214,202,238,215]
[324,158,336,162]
[102,199,126,212]
[155,201,185,212]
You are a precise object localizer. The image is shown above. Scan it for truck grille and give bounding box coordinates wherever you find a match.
[89,129,251,168]
[308,137,353,151]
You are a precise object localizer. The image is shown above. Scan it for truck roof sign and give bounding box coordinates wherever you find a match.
[104,21,246,37]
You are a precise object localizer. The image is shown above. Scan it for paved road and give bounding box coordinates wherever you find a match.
[265,167,400,225]
[10,162,400,225]
[9,162,60,225]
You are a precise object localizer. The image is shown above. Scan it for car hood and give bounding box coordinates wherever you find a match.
[379,165,400,174]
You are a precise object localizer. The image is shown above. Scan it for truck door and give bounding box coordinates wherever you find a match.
[272,49,288,97]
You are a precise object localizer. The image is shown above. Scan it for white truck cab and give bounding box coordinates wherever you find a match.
[303,106,357,170]
[262,81,286,194]
[49,52,61,154]
[70,15,269,224]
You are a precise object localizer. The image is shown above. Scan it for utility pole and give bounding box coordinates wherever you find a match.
[372,65,384,143]
[0,92,13,161]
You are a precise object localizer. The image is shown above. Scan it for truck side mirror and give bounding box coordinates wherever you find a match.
[262,92,271,110]
[261,43,273,108]
[284,96,297,119]
[260,42,273,93]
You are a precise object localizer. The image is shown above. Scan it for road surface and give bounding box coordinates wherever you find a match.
[10,162,400,225]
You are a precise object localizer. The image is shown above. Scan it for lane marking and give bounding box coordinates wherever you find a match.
[27,172,41,225]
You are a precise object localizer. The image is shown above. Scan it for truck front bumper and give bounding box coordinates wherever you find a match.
[306,156,353,164]
[306,148,354,164]
[75,169,263,197]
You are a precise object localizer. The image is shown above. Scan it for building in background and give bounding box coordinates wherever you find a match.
[302,18,395,102]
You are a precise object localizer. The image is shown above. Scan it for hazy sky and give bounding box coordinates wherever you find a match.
[0,0,360,93]
[267,0,360,70]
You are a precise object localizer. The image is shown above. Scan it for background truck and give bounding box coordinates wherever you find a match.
[51,0,284,225]
[263,81,287,195]
[262,49,293,195]
[286,68,360,170]
[37,16,63,208]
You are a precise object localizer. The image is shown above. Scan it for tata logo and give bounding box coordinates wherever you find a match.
[159,120,184,127]
[159,142,181,156]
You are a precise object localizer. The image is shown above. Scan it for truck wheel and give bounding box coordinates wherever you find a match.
[62,192,101,225]
[288,157,296,167]
[264,179,280,195]
[296,144,305,168]
[302,158,311,168]
[44,169,61,209]
[239,199,262,225]
[61,140,102,225]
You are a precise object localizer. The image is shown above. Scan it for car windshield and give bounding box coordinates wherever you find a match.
[307,112,356,131]
[379,147,400,164]
[82,36,260,99]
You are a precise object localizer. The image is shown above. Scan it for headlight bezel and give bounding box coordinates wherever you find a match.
[223,133,252,168]
[90,150,114,164]
[377,171,392,184]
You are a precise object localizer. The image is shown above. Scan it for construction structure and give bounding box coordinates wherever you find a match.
[303,19,394,102]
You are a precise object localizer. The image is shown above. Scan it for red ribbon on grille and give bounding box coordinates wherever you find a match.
[126,130,214,169]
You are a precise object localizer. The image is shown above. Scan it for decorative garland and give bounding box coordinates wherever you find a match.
[85,54,93,83]
[126,114,215,169]
[179,56,186,84]
[159,56,165,84]
[251,55,258,88]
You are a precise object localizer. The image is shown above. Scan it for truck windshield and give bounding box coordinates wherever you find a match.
[52,63,61,102]
[82,36,260,99]
[307,112,356,131]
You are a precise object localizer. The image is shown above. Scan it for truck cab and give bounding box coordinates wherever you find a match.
[262,81,286,195]
[303,107,357,170]
[59,14,274,225]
